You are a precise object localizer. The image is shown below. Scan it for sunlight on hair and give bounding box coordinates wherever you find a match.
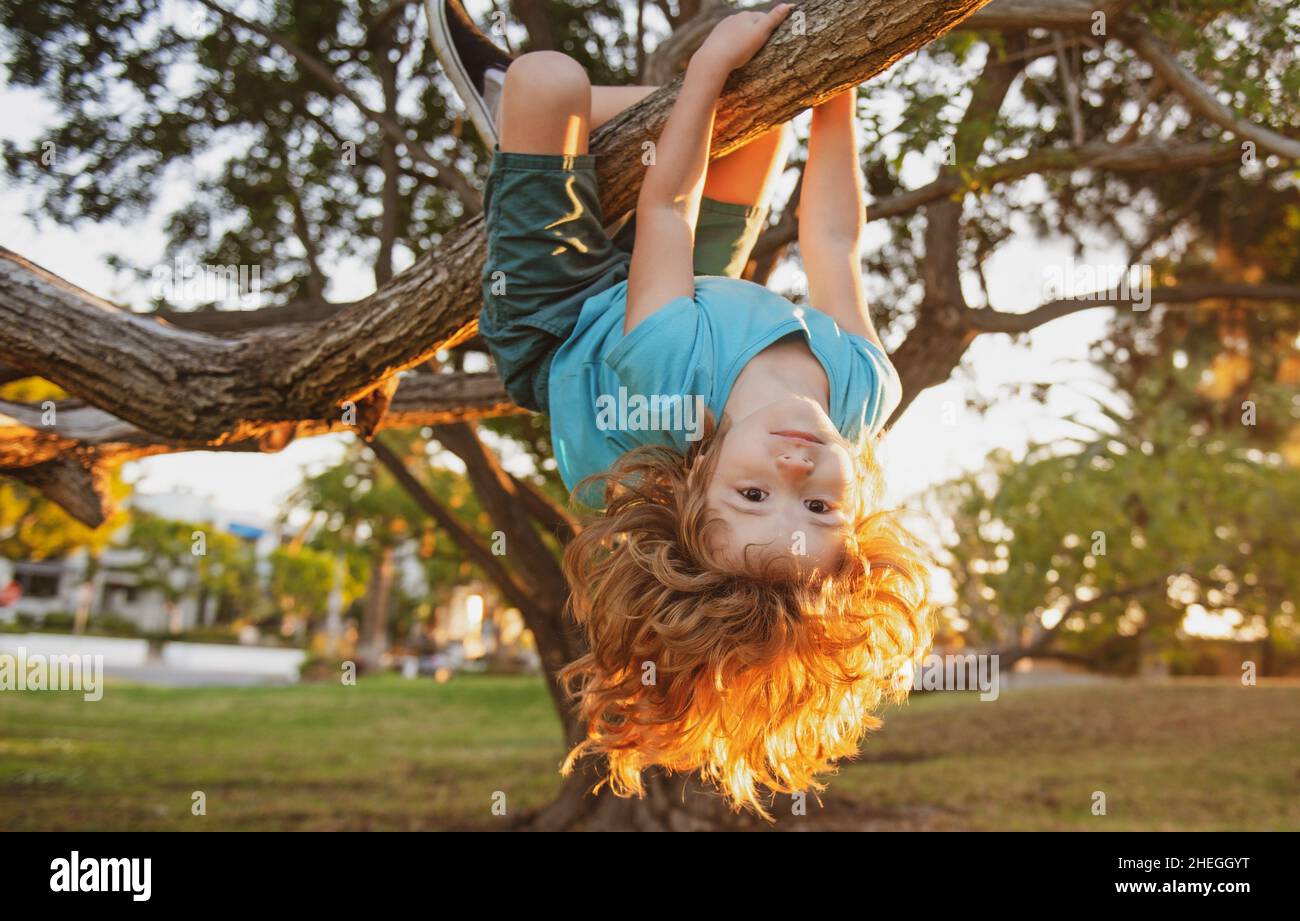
[558,418,933,819]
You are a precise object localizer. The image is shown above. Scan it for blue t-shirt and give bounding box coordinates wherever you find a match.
[548,275,901,495]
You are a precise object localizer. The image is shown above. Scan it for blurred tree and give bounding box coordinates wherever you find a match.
[0,0,641,300]
[124,511,259,633]
[934,397,1300,672]
[935,166,1300,670]
[287,429,495,667]
[268,544,335,639]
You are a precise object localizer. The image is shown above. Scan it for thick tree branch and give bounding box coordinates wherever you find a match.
[0,373,522,528]
[1122,28,1300,162]
[593,0,997,217]
[0,372,518,469]
[645,0,1121,83]
[6,455,114,531]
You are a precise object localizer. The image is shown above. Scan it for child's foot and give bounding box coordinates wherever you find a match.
[424,0,513,147]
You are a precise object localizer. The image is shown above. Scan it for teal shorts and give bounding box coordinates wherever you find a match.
[478,148,768,414]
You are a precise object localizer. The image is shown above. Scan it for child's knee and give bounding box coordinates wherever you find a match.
[504,51,590,111]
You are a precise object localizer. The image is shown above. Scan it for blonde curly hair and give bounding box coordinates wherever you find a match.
[558,419,932,818]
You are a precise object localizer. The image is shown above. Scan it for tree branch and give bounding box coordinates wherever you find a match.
[194,0,484,211]
[286,180,329,306]
[964,0,1116,31]
[370,429,583,743]
[0,372,521,527]
[645,0,1125,83]
[510,473,580,546]
[991,565,1198,669]
[750,140,1238,271]
[1121,27,1300,161]
[5,0,992,436]
[969,282,1300,334]
[0,372,518,468]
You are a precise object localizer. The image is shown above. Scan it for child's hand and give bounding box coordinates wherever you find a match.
[691,4,793,78]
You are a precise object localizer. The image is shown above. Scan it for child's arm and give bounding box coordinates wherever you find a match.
[798,87,885,351]
[624,4,792,335]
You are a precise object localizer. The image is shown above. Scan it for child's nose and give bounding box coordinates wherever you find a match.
[775,451,814,480]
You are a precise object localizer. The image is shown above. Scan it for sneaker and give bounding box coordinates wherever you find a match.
[425,0,513,147]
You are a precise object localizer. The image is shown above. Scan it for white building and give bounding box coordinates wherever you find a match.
[0,488,278,633]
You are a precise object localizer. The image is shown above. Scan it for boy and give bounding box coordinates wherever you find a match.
[429,0,930,816]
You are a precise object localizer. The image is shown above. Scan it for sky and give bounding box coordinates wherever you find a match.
[0,8,1122,529]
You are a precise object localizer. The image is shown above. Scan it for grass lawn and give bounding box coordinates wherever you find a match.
[1,674,1296,830]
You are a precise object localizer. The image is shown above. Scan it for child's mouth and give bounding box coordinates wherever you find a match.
[770,430,824,445]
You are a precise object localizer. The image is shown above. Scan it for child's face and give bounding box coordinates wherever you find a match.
[704,395,854,572]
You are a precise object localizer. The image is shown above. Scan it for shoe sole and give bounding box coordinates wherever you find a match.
[424,0,499,147]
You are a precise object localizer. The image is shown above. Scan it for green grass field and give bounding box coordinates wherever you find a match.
[1,675,1296,830]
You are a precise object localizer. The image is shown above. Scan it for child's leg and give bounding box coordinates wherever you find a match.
[501,60,787,205]
[481,52,629,413]
[592,86,658,129]
[701,124,790,209]
[497,52,593,155]
[496,55,654,152]
[692,126,790,278]
[497,55,788,280]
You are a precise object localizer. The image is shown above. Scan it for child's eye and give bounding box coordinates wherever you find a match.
[805,499,834,514]
[738,487,767,502]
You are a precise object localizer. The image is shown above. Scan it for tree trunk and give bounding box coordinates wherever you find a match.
[166,599,183,635]
[358,545,396,672]
[526,764,774,831]
[369,433,586,744]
